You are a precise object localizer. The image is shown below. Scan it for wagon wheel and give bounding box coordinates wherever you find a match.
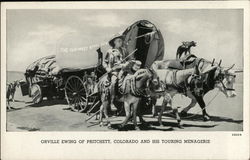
[30,84,43,104]
[65,76,88,112]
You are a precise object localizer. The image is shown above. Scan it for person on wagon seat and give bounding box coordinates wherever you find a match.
[103,33,128,111]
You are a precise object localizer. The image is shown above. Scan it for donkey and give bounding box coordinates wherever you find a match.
[6,80,20,110]
[97,68,157,130]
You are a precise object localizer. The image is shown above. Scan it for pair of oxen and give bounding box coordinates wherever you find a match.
[97,54,237,130]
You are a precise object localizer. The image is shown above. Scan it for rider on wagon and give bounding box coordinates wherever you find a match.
[103,33,128,111]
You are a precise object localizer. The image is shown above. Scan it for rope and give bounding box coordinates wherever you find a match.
[135,31,156,39]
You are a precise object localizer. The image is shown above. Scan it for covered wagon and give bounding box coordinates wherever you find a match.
[23,20,165,113]
[24,55,62,103]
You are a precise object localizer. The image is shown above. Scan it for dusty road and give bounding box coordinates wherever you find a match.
[6,71,243,131]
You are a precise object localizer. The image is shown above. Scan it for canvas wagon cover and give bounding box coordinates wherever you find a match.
[123,20,165,67]
[26,55,60,76]
[55,33,109,71]
[55,20,165,71]
[27,20,165,75]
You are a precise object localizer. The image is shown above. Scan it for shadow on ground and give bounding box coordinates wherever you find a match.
[17,126,40,131]
[27,99,67,107]
[111,123,175,131]
[162,112,243,124]
[7,99,68,112]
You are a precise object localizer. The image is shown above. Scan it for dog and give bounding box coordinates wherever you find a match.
[6,80,19,110]
[176,41,197,59]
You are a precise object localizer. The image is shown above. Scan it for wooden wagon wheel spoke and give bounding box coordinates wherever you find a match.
[79,86,88,98]
[65,76,89,112]
[73,99,78,110]
[70,97,76,105]
[80,96,87,102]
[78,91,87,98]
[30,84,43,104]
[74,79,79,91]
[67,81,75,91]
[77,98,83,111]
[75,98,81,111]
[65,86,75,93]
[73,80,77,90]
[76,78,81,90]
[77,97,86,112]
[70,78,78,90]
[77,87,87,94]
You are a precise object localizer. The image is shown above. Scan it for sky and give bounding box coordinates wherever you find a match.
[6,9,243,71]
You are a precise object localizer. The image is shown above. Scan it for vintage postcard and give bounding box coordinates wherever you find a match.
[1,1,249,160]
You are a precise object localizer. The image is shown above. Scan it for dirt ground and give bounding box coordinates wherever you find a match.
[6,71,243,131]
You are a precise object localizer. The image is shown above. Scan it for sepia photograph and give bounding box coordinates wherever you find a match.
[5,9,243,132]
[1,1,249,160]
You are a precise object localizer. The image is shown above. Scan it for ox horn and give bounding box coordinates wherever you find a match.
[218,59,222,67]
[226,64,235,71]
[211,58,215,66]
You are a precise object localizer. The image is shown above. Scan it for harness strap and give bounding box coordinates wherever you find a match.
[220,79,235,91]
[173,70,187,95]
[128,72,150,97]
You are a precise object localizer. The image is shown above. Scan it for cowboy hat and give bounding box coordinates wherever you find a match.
[108,33,125,47]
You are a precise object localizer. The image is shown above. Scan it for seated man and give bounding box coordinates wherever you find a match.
[103,33,127,111]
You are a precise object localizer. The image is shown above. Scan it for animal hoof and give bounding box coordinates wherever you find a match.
[134,126,140,130]
[178,125,184,129]
[203,116,210,121]
[118,124,124,129]
[99,122,104,127]
[180,111,188,117]
[107,122,111,128]
[177,120,183,128]
[177,123,183,129]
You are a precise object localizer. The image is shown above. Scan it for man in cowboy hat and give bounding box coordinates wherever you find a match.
[103,33,129,111]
